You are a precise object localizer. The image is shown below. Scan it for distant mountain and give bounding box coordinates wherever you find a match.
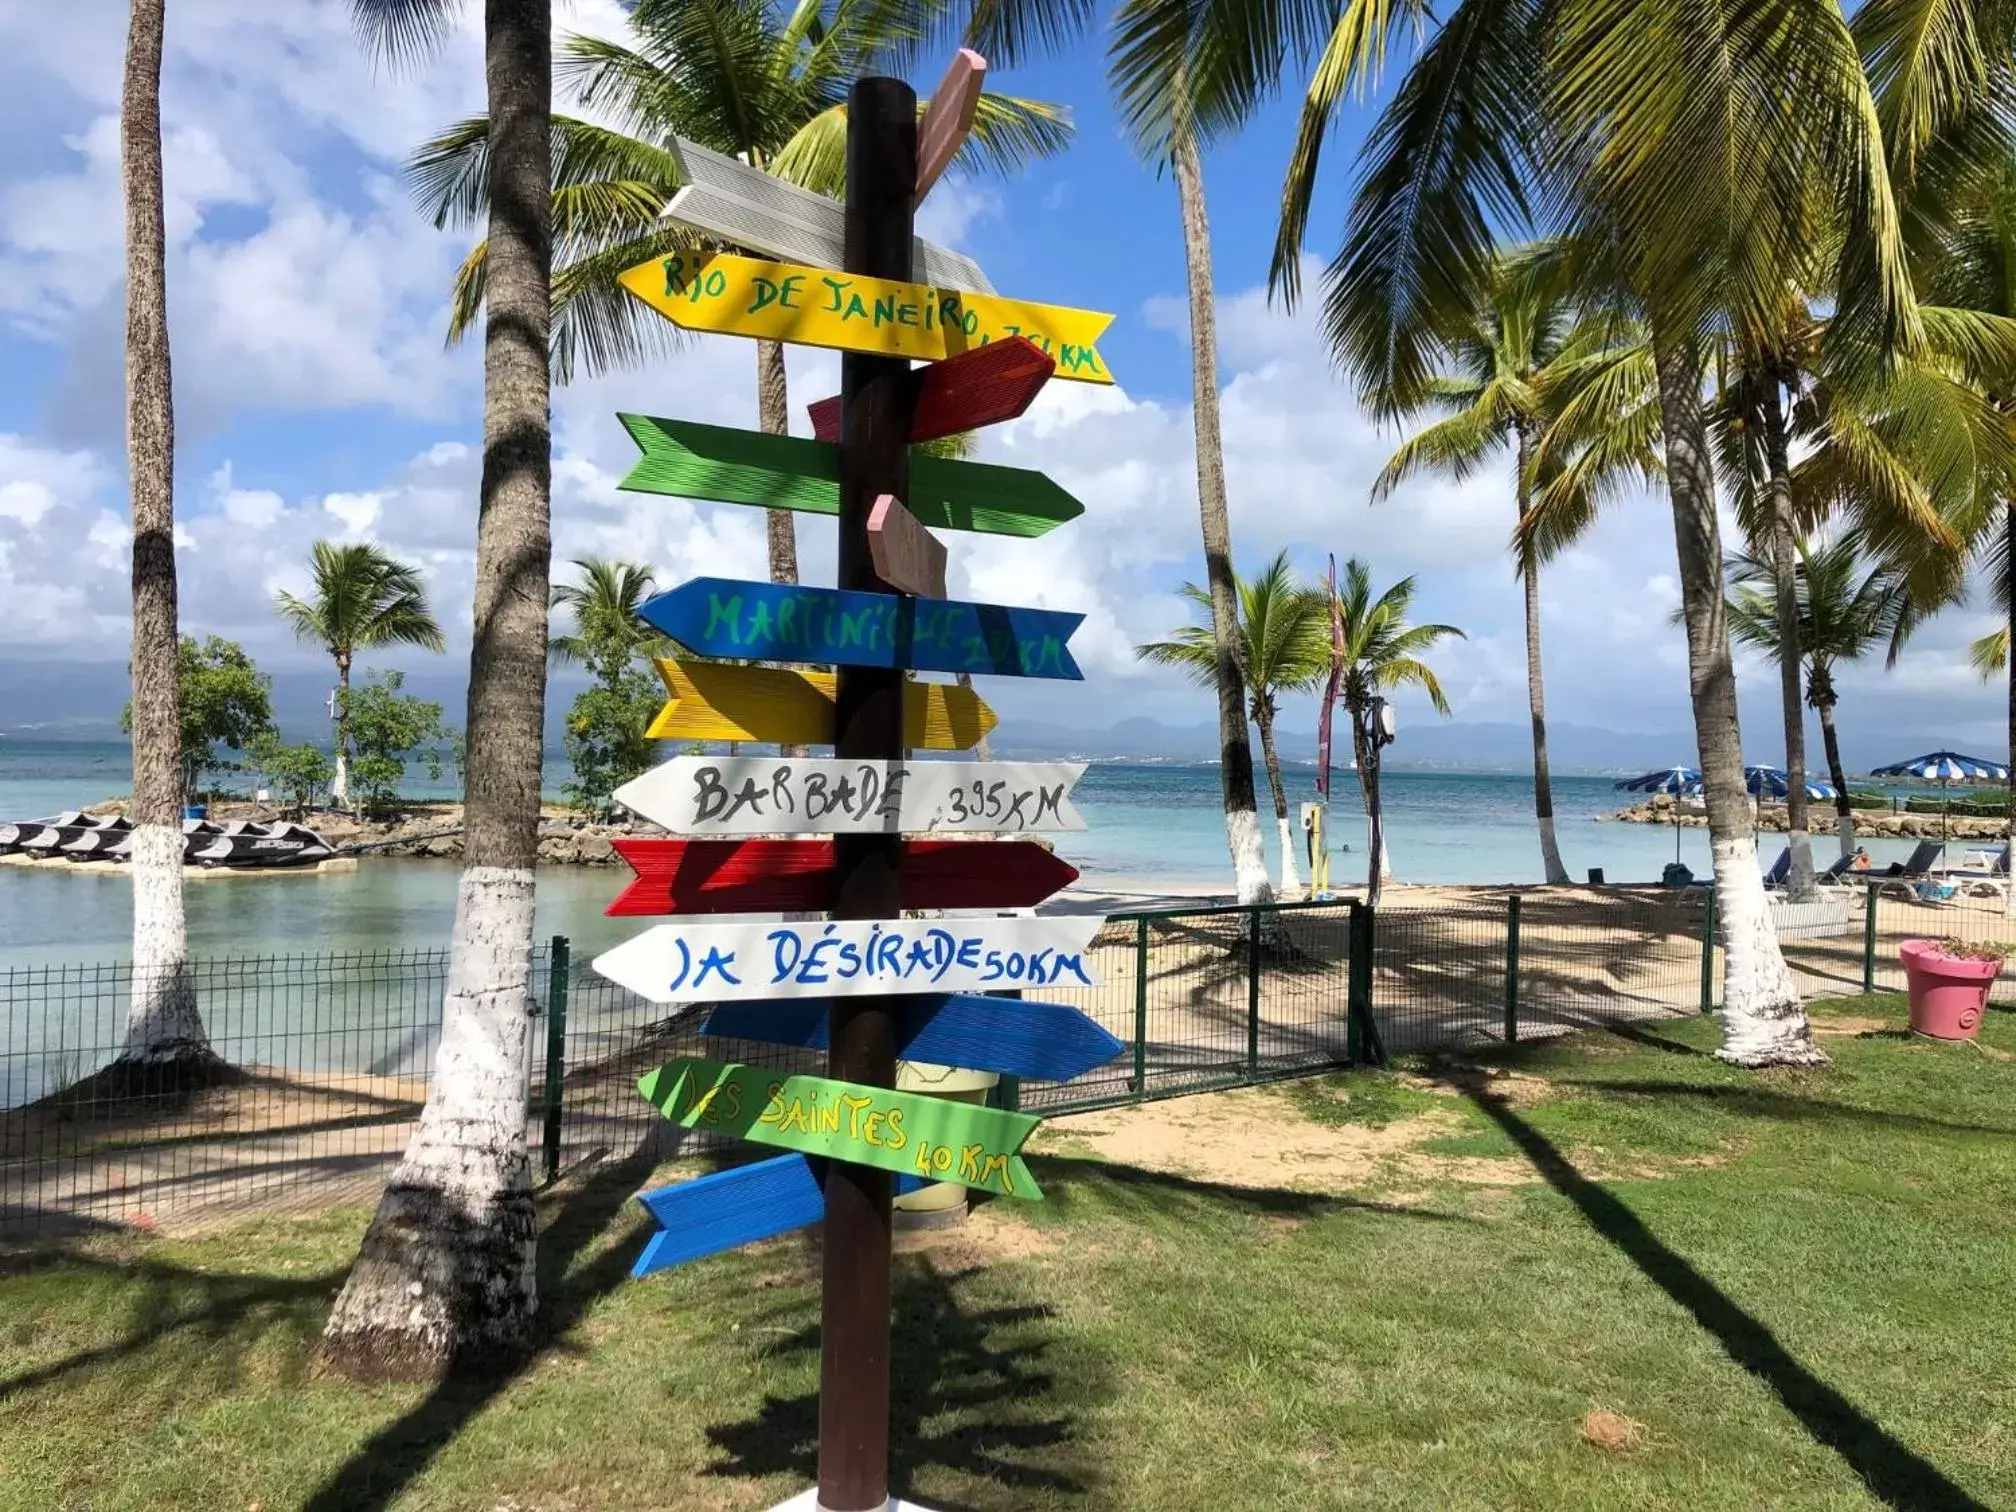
[987,715,1700,772]
[0,659,589,743]
[0,657,1996,777]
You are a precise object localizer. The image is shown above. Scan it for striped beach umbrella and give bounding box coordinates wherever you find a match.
[1614,767,1701,862]
[1871,751,2010,840]
[1743,765,1841,802]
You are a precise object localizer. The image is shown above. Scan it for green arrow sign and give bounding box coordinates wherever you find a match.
[637,1056,1044,1200]
[618,415,1083,538]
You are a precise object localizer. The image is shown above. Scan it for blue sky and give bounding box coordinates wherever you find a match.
[0,0,2004,760]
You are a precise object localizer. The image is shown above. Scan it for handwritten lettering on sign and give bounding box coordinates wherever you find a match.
[615,251,1115,384]
[591,914,1105,1003]
[611,757,1088,836]
[643,578,1083,680]
[638,1057,1044,1199]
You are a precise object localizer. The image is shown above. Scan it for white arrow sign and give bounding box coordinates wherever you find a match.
[665,138,993,294]
[613,757,1087,836]
[594,914,1106,1003]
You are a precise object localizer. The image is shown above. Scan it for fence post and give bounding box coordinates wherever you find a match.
[1347,902,1385,1068]
[1863,881,1879,995]
[1246,907,1262,1078]
[1504,894,1522,1045]
[1698,887,1718,1015]
[1132,916,1149,1097]
[541,935,570,1187]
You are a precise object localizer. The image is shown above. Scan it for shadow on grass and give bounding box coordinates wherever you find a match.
[1031,1152,1481,1226]
[1464,1083,1989,1512]
[1537,1079,2016,1139]
[299,1147,660,1512]
[0,1247,339,1403]
[704,1258,1098,1506]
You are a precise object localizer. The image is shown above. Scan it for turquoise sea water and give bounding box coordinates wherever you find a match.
[0,739,1943,969]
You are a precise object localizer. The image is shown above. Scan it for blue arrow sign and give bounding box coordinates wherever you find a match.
[700,994,1125,1084]
[638,577,1084,680]
[634,1154,927,1276]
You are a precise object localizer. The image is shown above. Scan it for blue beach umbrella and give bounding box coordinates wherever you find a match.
[1743,765,1840,802]
[1871,750,2011,840]
[1615,767,1701,862]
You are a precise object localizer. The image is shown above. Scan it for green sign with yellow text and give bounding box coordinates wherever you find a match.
[638,1056,1044,1200]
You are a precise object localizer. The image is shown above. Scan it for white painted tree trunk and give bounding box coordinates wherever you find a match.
[1653,333,1823,1068]
[1226,806,1271,904]
[331,748,349,805]
[1276,815,1301,894]
[124,823,206,1061]
[320,867,540,1375]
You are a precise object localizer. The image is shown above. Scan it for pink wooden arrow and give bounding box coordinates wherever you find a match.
[867,494,949,598]
[915,49,986,204]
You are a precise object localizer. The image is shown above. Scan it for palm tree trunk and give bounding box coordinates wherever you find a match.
[756,338,810,762]
[1515,422,1569,885]
[1172,125,1270,905]
[332,652,352,807]
[119,0,210,1072]
[1653,333,1821,1067]
[1761,383,1814,900]
[1254,703,1298,893]
[757,339,798,585]
[322,0,552,1379]
[1815,691,1854,856]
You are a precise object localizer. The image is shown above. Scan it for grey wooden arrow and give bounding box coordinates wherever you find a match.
[664,137,994,294]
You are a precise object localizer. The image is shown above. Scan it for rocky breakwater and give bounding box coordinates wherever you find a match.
[1610,791,2009,840]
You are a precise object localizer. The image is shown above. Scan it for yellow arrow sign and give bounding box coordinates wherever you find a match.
[617,251,1115,385]
[648,659,997,750]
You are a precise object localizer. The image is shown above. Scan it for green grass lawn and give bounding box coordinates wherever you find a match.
[3,994,2013,1511]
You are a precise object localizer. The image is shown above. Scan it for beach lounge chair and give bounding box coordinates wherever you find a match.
[1810,853,1862,888]
[1954,845,2012,899]
[1879,840,1949,902]
[1761,847,1791,887]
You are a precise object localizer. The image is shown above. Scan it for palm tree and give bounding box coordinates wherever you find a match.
[1303,0,1918,1064]
[117,0,217,1077]
[1369,250,1623,886]
[275,542,446,806]
[548,557,657,667]
[1324,559,1463,902]
[320,0,554,1381]
[1100,48,1274,904]
[1137,552,1329,891]
[408,0,1069,594]
[1726,534,1919,854]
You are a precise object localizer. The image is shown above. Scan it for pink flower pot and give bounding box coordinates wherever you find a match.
[1899,939,2002,1040]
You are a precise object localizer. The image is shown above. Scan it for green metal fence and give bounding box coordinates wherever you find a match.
[8,877,2008,1241]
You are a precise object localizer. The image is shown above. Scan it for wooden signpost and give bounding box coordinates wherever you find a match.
[646,659,997,748]
[591,913,1104,1004]
[596,65,1122,1512]
[701,995,1125,1083]
[616,250,1115,382]
[641,1057,1045,1198]
[661,136,993,294]
[618,414,1085,536]
[915,48,986,203]
[866,495,947,597]
[611,756,1089,836]
[639,577,1084,679]
[606,837,1080,915]
[809,337,1057,445]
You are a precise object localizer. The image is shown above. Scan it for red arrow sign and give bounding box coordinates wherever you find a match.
[607,837,1080,916]
[808,336,1056,445]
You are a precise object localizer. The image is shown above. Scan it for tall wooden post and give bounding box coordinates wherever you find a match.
[821,75,917,1512]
